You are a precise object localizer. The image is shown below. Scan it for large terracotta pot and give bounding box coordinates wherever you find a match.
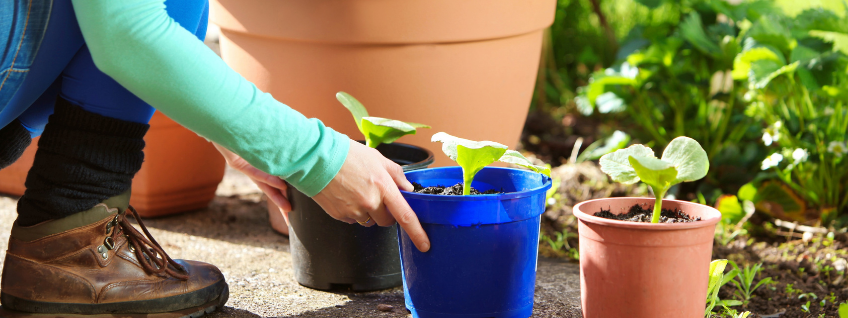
[572,198,721,318]
[209,0,557,166]
[0,112,225,217]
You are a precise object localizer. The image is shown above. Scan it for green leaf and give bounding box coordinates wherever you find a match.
[406,122,431,129]
[732,47,782,80]
[747,15,793,53]
[750,61,799,90]
[432,132,509,195]
[790,45,822,63]
[717,195,744,224]
[661,136,709,184]
[628,155,678,191]
[633,0,664,9]
[586,76,637,106]
[336,92,369,132]
[599,144,656,184]
[738,183,758,202]
[707,259,729,301]
[839,301,848,318]
[809,30,848,56]
[720,300,744,307]
[679,12,722,56]
[360,117,419,147]
[499,150,551,177]
[577,130,631,162]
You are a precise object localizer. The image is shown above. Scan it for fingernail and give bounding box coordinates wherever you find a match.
[422,242,430,252]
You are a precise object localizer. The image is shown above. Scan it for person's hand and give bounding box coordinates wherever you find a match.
[313,140,431,252]
[213,143,292,224]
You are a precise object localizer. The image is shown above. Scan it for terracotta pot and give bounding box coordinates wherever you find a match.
[209,0,556,167]
[572,198,721,318]
[0,112,225,217]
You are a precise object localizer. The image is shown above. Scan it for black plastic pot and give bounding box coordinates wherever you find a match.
[287,142,434,291]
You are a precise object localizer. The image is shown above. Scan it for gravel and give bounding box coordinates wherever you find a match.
[0,167,582,317]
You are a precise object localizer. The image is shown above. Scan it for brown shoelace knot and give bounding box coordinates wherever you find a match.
[107,206,189,280]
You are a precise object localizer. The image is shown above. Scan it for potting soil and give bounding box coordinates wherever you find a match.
[593,204,701,223]
[411,182,502,195]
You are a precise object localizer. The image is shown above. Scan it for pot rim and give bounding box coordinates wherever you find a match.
[573,197,721,230]
[400,166,552,202]
[373,142,435,171]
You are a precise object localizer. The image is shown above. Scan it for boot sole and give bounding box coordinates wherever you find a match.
[0,282,228,318]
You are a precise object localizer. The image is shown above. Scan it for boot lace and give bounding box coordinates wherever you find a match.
[107,206,189,280]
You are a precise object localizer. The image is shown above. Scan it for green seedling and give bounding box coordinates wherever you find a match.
[801,301,811,313]
[706,259,742,317]
[839,301,848,318]
[432,132,550,195]
[600,136,709,223]
[336,92,429,148]
[728,261,773,305]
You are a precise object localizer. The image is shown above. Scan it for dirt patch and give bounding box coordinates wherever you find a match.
[411,182,502,196]
[593,204,701,223]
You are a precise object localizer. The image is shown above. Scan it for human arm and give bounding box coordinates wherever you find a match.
[70,0,429,251]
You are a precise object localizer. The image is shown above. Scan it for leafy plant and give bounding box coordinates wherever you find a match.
[541,229,580,261]
[432,132,550,195]
[576,0,772,201]
[706,259,742,317]
[839,300,848,317]
[600,136,709,223]
[728,261,774,305]
[336,92,429,148]
[734,7,848,224]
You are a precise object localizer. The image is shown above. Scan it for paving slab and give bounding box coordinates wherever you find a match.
[0,168,582,317]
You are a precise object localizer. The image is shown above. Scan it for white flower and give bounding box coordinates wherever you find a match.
[828,141,847,157]
[761,153,784,170]
[824,107,835,116]
[620,62,639,79]
[762,121,782,146]
[792,148,809,163]
[762,132,774,146]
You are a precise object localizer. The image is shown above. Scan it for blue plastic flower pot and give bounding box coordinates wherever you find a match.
[398,167,552,318]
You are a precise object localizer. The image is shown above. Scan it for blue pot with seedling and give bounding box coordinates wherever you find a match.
[397,133,551,318]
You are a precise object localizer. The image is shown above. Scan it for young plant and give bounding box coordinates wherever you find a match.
[600,136,709,223]
[728,261,773,305]
[706,259,742,317]
[839,301,848,318]
[432,132,550,195]
[336,92,429,148]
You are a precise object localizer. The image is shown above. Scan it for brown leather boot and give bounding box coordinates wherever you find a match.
[0,191,228,317]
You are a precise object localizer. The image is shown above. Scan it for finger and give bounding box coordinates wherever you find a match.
[383,184,429,252]
[355,214,377,227]
[256,182,291,213]
[384,159,413,192]
[369,203,395,227]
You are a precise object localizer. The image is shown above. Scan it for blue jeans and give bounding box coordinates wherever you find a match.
[0,0,209,137]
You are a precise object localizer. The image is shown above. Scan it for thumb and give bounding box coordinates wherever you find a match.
[385,159,413,192]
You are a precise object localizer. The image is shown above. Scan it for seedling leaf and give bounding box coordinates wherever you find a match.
[661,136,709,184]
[599,144,655,184]
[499,150,551,177]
[336,92,428,148]
[628,155,678,191]
[336,92,369,131]
[360,117,418,147]
[432,132,508,195]
[839,301,848,318]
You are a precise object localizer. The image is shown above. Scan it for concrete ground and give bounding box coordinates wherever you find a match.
[0,168,583,317]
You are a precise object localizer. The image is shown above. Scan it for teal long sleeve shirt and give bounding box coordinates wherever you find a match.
[70,0,350,197]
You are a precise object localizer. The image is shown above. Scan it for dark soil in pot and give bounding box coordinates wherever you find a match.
[411,182,503,195]
[594,204,702,223]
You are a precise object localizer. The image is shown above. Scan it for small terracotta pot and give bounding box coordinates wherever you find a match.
[0,112,225,217]
[210,0,556,167]
[572,198,721,318]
